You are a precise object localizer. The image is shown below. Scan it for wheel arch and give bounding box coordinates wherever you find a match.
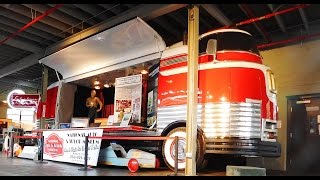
[160,120,206,140]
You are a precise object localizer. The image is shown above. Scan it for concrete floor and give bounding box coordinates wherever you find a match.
[0,153,226,176]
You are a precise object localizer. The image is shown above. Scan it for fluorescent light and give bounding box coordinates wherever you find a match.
[94,86,100,89]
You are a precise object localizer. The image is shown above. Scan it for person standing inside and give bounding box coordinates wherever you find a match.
[86,90,103,126]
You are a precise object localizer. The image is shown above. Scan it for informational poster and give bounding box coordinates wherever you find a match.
[131,85,142,123]
[114,74,142,124]
[18,146,39,160]
[120,113,132,127]
[147,90,153,114]
[107,115,114,125]
[43,129,103,166]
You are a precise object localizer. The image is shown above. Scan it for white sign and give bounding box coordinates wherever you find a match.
[120,113,132,127]
[19,146,39,159]
[115,74,142,87]
[296,100,311,104]
[43,129,103,166]
[107,115,114,125]
[306,106,319,112]
[131,85,142,123]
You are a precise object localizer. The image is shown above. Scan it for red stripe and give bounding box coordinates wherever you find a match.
[13,136,41,139]
[88,136,181,140]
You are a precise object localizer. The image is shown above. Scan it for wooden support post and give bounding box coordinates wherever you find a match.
[185,4,199,176]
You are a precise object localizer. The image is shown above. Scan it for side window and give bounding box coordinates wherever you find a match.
[199,34,217,55]
[267,70,277,94]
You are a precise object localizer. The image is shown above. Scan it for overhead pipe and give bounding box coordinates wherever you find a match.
[257,32,320,49]
[267,4,286,32]
[0,4,63,46]
[238,4,271,42]
[211,4,309,31]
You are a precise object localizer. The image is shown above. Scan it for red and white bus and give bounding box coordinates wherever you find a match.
[38,18,280,171]
[157,28,280,170]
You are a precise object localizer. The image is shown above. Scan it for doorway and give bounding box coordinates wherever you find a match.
[287,93,320,175]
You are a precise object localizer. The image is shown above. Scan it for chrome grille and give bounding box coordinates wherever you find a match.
[157,102,261,139]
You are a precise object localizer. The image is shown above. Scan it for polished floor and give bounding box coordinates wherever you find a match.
[0,153,227,176]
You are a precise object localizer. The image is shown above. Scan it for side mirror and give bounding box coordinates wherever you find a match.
[206,39,217,61]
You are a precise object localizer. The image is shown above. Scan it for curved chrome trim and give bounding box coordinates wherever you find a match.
[157,102,262,139]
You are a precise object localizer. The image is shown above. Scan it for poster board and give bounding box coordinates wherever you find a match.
[107,115,114,125]
[120,113,132,127]
[114,74,142,124]
[43,129,103,166]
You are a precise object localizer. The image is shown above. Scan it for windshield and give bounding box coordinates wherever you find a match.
[199,31,260,56]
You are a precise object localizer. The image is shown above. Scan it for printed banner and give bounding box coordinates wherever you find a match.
[43,129,103,166]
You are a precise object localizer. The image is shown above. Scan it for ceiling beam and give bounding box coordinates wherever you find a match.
[73,4,112,21]
[98,4,121,15]
[0,6,65,38]
[267,4,286,33]
[0,4,187,78]
[0,77,39,89]
[255,21,320,49]
[47,4,98,26]
[5,4,74,34]
[0,22,51,45]
[298,8,310,33]
[143,4,187,21]
[0,17,60,43]
[238,4,271,42]
[0,34,43,52]
[0,53,44,78]
[22,4,83,31]
[201,4,232,26]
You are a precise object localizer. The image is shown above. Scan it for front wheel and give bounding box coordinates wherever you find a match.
[162,127,206,171]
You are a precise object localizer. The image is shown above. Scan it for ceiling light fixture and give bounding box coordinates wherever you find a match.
[93,80,100,85]
[141,69,148,74]
[94,86,100,90]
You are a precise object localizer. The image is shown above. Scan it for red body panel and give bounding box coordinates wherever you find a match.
[158,53,277,120]
[36,86,58,119]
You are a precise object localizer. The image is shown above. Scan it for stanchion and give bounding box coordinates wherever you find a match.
[78,136,93,171]
[34,135,48,164]
[174,136,178,176]
[10,132,14,158]
[168,136,181,176]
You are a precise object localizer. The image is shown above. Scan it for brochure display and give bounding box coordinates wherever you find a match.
[114,74,143,124]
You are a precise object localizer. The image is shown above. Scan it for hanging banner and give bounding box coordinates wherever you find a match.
[43,129,103,166]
